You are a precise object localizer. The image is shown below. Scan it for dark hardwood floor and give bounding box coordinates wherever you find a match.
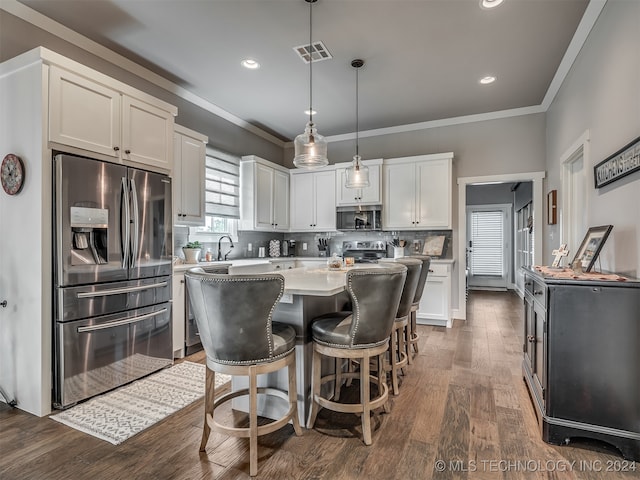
[1,291,637,479]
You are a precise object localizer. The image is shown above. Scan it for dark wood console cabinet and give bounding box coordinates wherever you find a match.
[522,267,640,461]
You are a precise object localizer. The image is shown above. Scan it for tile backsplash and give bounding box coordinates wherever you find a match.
[174,227,452,261]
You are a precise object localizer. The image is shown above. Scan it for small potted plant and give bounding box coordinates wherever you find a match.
[182,241,202,264]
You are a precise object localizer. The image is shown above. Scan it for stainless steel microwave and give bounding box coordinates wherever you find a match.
[336,205,382,231]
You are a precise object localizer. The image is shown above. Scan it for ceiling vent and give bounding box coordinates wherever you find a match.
[293,41,332,63]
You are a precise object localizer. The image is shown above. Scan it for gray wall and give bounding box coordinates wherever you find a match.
[467,183,516,206]
[545,0,640,278]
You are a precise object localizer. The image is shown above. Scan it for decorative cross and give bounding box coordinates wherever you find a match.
[551,244,569,267]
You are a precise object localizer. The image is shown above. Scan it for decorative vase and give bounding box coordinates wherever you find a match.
[182,247,201,264]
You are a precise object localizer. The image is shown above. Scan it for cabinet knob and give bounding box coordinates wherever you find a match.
[125,149,131,154]
[534,290,543,296]
[180,279,185,284]
[527,335,535,342]
[0,300,7,308]
[113,146,120,152]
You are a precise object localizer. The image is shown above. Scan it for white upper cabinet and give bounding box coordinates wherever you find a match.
[335,159,382,206]
[48,65,176,173]
[121,96,174,171]
[240,156,290,232]
[290,169,336,232]
[382,153,453,230]
[49,66,121,159]
[173,124,207,226]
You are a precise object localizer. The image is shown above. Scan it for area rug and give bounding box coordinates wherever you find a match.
[51,361,230,445]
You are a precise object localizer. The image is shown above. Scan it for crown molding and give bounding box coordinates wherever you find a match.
[3,0,606,148]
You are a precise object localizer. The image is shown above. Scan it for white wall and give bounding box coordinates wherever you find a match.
[545,0,640,277]
[0,59,51,416]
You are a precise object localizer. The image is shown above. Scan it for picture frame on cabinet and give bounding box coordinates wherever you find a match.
[570,225,613,272]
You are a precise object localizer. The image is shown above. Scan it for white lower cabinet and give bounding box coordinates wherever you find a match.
[417,262,452,328]
[172,272,186,358]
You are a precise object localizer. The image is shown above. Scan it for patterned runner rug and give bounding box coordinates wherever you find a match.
[51,361,230,445]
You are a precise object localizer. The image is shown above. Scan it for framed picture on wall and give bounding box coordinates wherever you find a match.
[570,225,613,272]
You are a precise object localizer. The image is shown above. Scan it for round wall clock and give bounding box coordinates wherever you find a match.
[1,154,25,195]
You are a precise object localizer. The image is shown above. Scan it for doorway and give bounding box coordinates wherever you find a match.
[457,172,545,321]
[466,204,511,290]
[561,131,590,255]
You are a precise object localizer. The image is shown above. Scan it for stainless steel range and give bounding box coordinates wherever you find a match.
[342,240,387,263]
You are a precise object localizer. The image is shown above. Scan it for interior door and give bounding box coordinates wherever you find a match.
[467,205,511,290]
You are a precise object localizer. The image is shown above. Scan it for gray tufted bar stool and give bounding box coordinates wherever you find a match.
[407,255,431,363]
[306,264,407,445]
[386,257,422,395]
[185,268,302,477]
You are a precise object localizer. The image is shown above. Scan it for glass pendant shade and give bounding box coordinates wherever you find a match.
[293,121,328,168]
[345,154,370,188]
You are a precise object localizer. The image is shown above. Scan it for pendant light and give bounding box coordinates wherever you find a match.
[345,59,370,189]
[293,0,329,169]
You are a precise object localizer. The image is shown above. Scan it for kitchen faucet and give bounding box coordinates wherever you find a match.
[217,235,234,261]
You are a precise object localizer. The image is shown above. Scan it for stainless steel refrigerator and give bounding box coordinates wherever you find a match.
[53,153,173,409]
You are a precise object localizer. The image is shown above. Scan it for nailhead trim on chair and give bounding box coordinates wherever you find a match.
[346,268,402,348]
[208,345,296,366]
[186,269,285,361]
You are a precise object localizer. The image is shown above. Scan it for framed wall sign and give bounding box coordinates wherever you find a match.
[570,225,613,272]
[593,135,640,189]
[547,190,557,225]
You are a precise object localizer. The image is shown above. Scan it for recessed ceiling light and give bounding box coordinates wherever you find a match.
[480,0,504,9]
[479,76,497,85]
[241,59,260,69]
[304,109,317,116]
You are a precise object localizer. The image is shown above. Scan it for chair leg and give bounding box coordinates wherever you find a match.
[200,366,215,451]
[334,357,342,401]
[249,366,258,477]
[379,353,391,414]
[288,356,303,436]
[361,351,372,445]
[411,310,419,355]
[345,358,354,387]
[406,321,413,365]
[398,324,407,375]
[306,347,322,429]
[389,328,400,396]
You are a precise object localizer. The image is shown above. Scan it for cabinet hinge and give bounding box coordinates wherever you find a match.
[542,387,546,400]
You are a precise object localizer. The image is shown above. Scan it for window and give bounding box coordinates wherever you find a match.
[470,210,504,276]
[190,148,240,241]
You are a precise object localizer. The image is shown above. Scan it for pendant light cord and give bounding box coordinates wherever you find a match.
[308,0,313,125]
[355,65,359,158]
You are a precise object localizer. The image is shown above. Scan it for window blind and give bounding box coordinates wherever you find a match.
[205,148,240,219]
[471,210,504,276]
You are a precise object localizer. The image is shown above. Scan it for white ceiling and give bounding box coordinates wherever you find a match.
[15,0,592,144]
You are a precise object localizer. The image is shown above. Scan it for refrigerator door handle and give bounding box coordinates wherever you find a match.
[121,177,130,269]
[76,308,168,333]
[130,177,140,268]
[76,281,169,298]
